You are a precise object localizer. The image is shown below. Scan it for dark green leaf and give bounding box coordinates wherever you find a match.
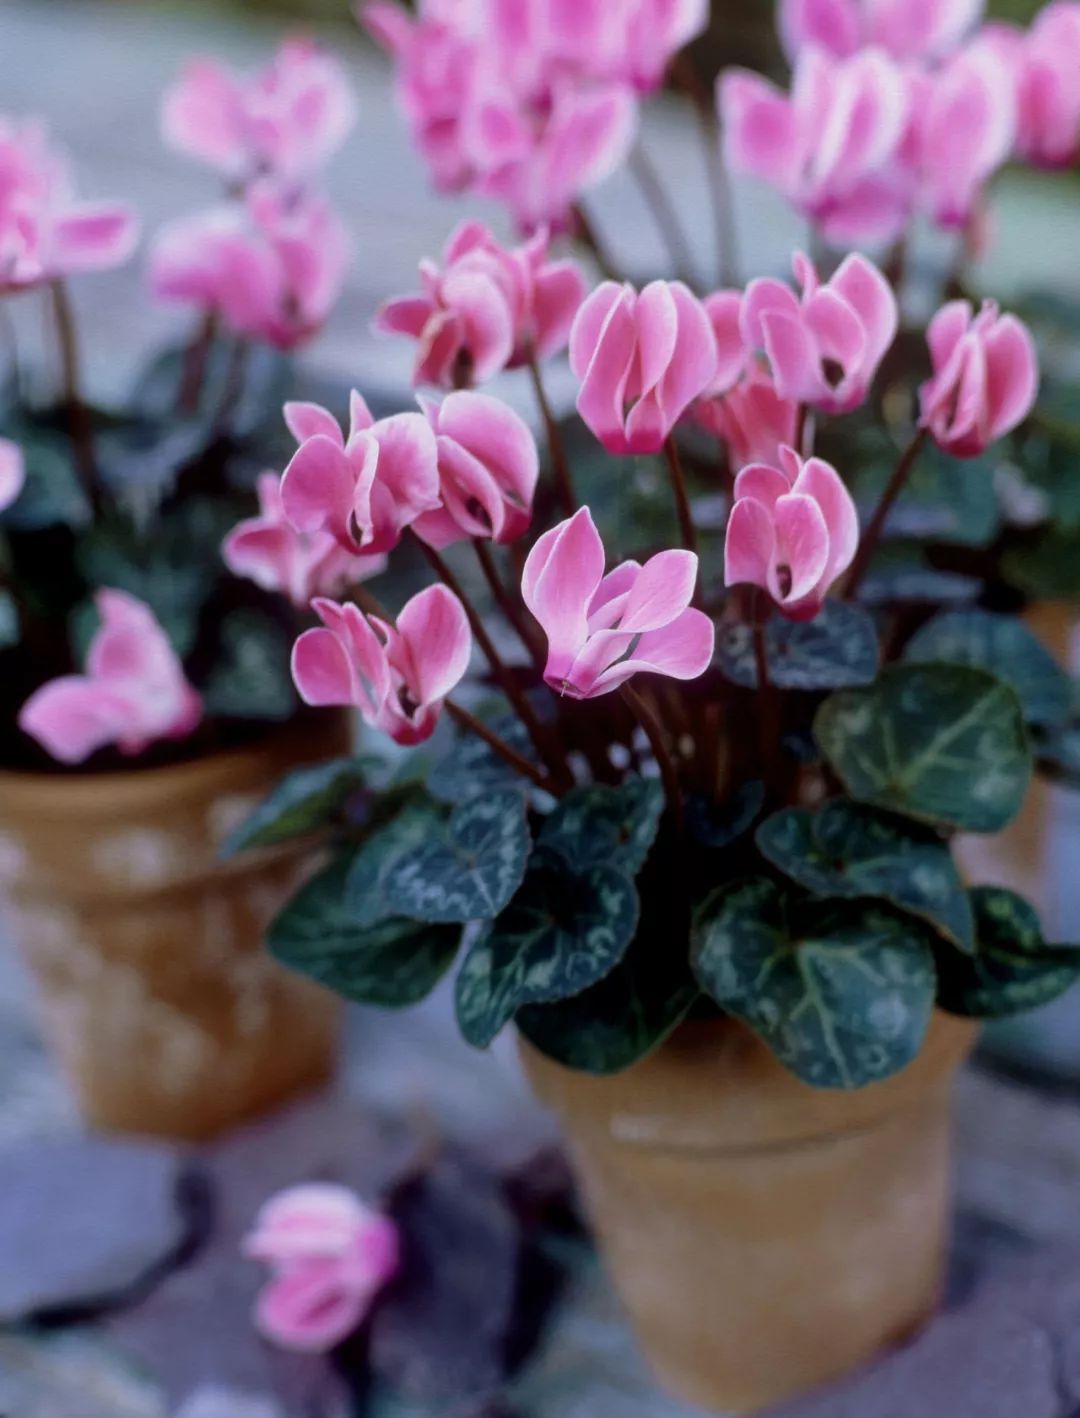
[220,756,376,857]
[686,781,765,848]
[856,545,981,607]
[455,848,639,1048]
[427,714,535,803]
[268,855,460,1008]
[691,879,936,1088]
[853,437,1001,548]
[904,609,1070,730]
[538,779,664,874]
[0,431,88,531]
[1035,724,1080,787]
[756,801,974,951]
[717,604,879,691]
[936,886,1080,1019]
[346,799,447,928]
[517,930,697,1074]
[814,664,1032,833]
[382,790,531,923]
[1002,528,1080,600]
[202,610,297,722]
[0,590,18,650]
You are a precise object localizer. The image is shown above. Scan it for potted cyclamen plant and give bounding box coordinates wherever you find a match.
[222,0,1080,1410]
[0,40,378,1141]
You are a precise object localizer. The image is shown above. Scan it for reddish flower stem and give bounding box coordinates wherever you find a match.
[663,435,698,559]
[445,700,563,796]
[525,351,576,516]
[472,539,546,673]
[844,426,928,601]
[50,279,98,511]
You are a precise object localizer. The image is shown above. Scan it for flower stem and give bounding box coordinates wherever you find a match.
[571,201,623,284]
[472,538,546,673]
[663,435,698,559]
[670,55,739,287]
[751,590,783,801]
[445,701,562,796]
[211,336,251,439]
[525,352,576,516]
[50,279,98,511]
[844,426,928,601]
[628,142,697,288]
[410,532,572,788]
[178,310,219,416]
[620,682,683,831]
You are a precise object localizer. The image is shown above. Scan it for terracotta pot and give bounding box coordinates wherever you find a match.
[0,717,349,1141]
[521,1011,977,1415]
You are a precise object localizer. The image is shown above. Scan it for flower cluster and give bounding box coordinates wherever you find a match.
[722,0,1080,246]
[361,0,708,230]
[150,38,354,351]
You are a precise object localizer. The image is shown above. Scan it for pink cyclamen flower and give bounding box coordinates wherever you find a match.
[279,392,440,556]
[721,46,914,247]
[0,118,138,292]
[919,299,1038,458]
[411,392,539,549]
[521,506,714,699]
[292,583,471,745]
[696,366,800,470]
[569,280,718,454]
[0,439,25,512]
[779,0,983,62]
[162,38,356,185]
[150,183,349,352]
[223,472,386,608]
[741,251,898,415]
[377,220,586,388]
[244,1184,399,1354]
[1007,3,1080,168]
[725,446,859,620]
[18,590,202,765]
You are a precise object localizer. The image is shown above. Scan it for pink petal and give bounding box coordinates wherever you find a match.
[437,391,538,525]
[703,290,747,395]
[589,606,716,694]
[522,507,606,676]
[395,583,472,707]
[773,493,830,605]
[740,278,802,353]
[619,549,699,632]
[51,205,139,276]
[18,678,131,765]
[284,401,344,447]
[280,434,358,541]
[572,284,638,453]
[254,1263,365,1353]
[246,1185,371,1263]
[531,260,588,360]
[376,295,436,339]
[927,300,973,372]
[161,59,247,172]
[760,309,828,405]
[829,254,899,373]
[792,456,860,587]
[779,0,862,58]
[724,496,776,590]
[733,461,793,506]
[291,627,358,707]
[983,313,1038,441]
[720,70,801,190]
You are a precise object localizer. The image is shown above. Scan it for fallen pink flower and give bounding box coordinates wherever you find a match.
[919,298,1038,458]
[724,446,859,620]
[18,590,202,764]
[522,506,714,699]
[696,366,800,470]
[569,280,718,454]
[0,117,138,292]
[0,439,25,512]
[150,183,349,352]
[411,391,539,548]
[279,392,440,555]
[721,47,913,246]
[244,1184,399,1354]
[778,0,983,61]
[223,472,386,608]
[377,220,586,388]
[741,251,898,415]
[162,38,357,184]
[292,582,470,745]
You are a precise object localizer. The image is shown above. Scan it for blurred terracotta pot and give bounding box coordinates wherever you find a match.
[522,1011,977,1415]
[0,717,348,1141]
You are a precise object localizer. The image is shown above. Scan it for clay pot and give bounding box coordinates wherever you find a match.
[522,1011,977,1414]
[0,717,349,1141]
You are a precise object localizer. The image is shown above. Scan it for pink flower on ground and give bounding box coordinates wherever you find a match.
[724,446,859,620]
[741,251,898,415]
[162,38,357,185]
[377,220,587,388]
[244,1184,399,1354]
[1006,3,1080,168]
[18,590,202,765]
[292,583,471,745]
[778,0,983,62]
[149,183,350,352]
[411,392,539,549]
[279,393,440,556]
[0,439,25,512]
[696,367,800,470]
[522,506,715,699]
[721,47,914,247]
[569,280,718,454]
[223,473,386,608]
[907,38,1016,231]
[0,118,138,292]
[919,299,1038,458]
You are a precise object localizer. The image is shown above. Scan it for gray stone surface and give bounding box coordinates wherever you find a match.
[0,1136,202,1323]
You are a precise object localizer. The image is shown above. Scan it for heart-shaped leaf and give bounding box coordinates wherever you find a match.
[686,781,766,848]
[427,714,536,803]
[382,790,531,923]
[904,609,1071,730]
[346,798,448,928]
[756,800,974,951]
[936,887,1080,1018]
[1003,528,1080,600]
[221,755,377,857]
[814,664,1032,833]
[268,855,460,1007]
[691,878,937,1088]
[517,930,698,1074]
[455,848,639,1049]
[538,779,664,874]
[856,546,981,607]
[716,603,879,691]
